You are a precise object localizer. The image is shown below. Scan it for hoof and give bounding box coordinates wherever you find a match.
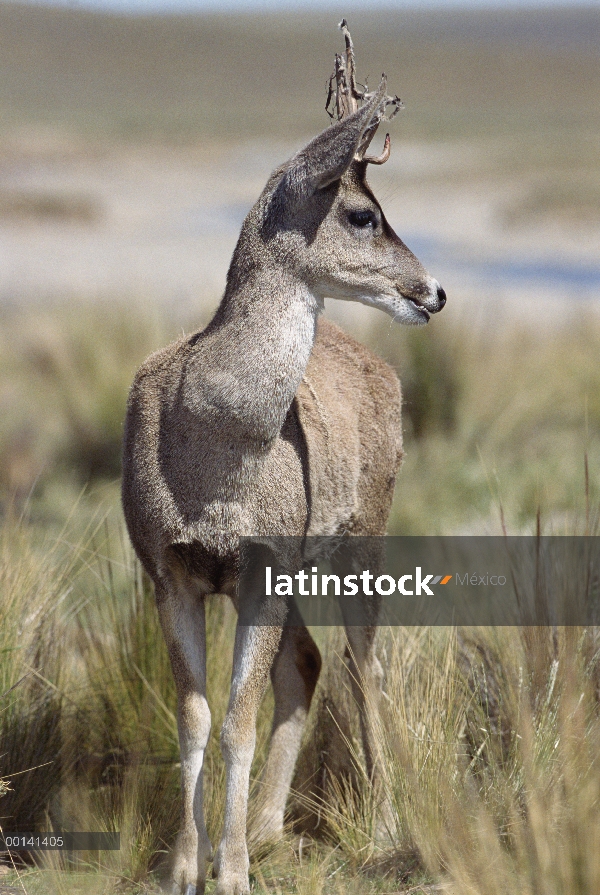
[184,886,197,895]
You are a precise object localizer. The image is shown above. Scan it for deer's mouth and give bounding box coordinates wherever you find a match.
[406,297,431,322]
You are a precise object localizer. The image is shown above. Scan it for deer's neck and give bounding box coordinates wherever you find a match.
[184,271,321,443]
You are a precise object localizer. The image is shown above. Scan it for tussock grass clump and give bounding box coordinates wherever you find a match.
[364,309,600,533]
[0,302,173,506]
[294,626,600,895]
[0,513,78,834]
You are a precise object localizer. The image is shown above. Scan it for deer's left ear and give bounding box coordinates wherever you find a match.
[270,82,386,216]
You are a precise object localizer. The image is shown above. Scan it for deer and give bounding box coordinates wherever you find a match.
[121,20,446,895]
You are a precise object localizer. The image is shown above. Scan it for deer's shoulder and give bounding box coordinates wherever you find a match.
[127,333,191,399]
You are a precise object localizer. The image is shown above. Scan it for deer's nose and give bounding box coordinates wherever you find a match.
[437,285,447,309]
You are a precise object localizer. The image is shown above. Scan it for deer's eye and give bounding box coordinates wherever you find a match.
[348,210,377,229]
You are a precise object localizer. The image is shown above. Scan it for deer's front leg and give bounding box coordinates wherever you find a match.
[214,622,283,895]
[156,579,212,895]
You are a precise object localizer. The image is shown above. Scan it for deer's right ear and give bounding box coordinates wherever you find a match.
[266,85,385,222]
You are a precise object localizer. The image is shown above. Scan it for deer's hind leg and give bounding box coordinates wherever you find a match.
[342,623,384,780]
[331,542,384,780]
[155,572,212,895]
[250,612,321,846]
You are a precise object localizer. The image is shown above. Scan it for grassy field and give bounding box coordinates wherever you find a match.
[1,297,599,893]
[2,505,600,895]
[1,3,600,893]
[0,298,598,535]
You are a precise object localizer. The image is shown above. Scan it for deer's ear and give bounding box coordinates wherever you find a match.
[270,84,385,216]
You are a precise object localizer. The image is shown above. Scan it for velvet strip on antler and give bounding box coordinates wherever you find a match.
[326,19,403,164]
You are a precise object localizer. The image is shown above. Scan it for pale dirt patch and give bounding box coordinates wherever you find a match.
[0,133,597,331]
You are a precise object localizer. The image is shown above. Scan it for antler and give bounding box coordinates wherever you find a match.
[364,132,391,165]
[326,19,403,164]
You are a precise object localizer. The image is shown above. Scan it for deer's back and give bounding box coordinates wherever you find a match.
[298,318,402,538]
[121,318,402,585]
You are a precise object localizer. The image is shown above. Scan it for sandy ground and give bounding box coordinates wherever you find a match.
[0,131,598,330]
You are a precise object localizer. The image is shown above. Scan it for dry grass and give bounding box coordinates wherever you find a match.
[0,301,175,516]
[368,309,600,534]
[2,508,600,894]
